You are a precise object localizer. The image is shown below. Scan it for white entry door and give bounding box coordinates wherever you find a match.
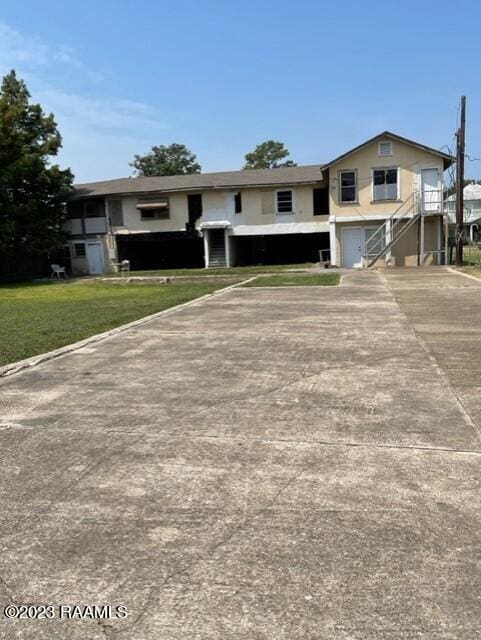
[421,168,440,212]
[86,242,104,274]
[342,227,363,268]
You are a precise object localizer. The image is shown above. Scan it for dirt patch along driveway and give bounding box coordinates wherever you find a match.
[0,269,480,639]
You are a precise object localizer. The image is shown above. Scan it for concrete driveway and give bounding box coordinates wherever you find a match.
[1,268,481,639]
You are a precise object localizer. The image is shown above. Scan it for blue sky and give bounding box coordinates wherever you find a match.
[1,0,480,182]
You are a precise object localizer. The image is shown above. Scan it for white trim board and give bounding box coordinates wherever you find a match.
[331,213,421,223]
[230,222,329,236]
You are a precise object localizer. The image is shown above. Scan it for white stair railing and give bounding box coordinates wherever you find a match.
[365,188,445,268]
[362,192,417,266]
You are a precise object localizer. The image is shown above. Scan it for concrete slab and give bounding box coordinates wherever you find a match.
[1,269,481,639]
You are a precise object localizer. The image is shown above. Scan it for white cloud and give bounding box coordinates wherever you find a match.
[0,21,170,181]
[37,89,167,133]
[35,89,170,181]
[0,22,85,73]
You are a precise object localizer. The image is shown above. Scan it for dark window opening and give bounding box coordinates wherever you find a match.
[66,201,84,219]
[276,190,293,213]
[187,193,203,223]
[74,243,86,257]
[313,188,329,215]
[140,209,169,220]
[187,193,203,232]
[108,199,124,226]
[137,196,170,220]
[235,192,242,214]
[85,199,105,217]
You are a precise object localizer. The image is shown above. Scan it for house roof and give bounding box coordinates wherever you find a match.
[72,164,325,199]
[446,183,481,201]
[322,131,455,171]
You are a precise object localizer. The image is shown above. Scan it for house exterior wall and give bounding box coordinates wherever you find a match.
[334,216,441,267]
[198,185,327,227]
[328,139,444,219]
[115,193,189,233]
[69,235,112,276]
[107,185,327,233]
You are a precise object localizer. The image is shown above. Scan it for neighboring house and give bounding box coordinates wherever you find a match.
[445,183,481,242]
[66,131,453,274]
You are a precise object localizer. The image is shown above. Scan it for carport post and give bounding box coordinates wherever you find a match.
[329,218,337,266]
[203,230,210,268]
[385,218,392,265]
[224,229,231,267]
[420,211,425,266]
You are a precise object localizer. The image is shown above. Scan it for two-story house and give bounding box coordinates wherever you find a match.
[66,131,453,274]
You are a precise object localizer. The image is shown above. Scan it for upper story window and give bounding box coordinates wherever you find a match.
[373,168,399,201]
[234,192,242,214]
[85,199,105,217]
[313,188,329,215]
[67,199,105,219]
[187,193,202,224]
[107,199,123,226]
[276,190,293,214]
[136,196,170,220]
[66,201,83,219]
[339,170,357,203]
[378,141,393,157]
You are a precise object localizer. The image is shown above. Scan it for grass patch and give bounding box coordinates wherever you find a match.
[243,273,340,287]
[459,267,481,278]
[104,262,316,278]
[462,245,481,266]
[0,280,227,367]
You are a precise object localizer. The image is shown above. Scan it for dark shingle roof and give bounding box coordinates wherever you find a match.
[72,165,324,199]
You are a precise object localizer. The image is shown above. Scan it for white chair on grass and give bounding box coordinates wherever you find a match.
[51,264,67,279]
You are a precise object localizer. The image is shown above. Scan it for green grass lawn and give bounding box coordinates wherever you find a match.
[243,273,340,287]
[0,280,227,367]
[462,245,481,266]
[105,262,316,278]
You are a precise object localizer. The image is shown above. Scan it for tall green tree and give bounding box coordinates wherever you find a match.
[243,140,296,169]
[130,143,201,176]
[0,70,73,259]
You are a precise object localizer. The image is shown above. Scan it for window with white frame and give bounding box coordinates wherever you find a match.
[339,170,357,203]
[378,141,393,157]
[276,190,293,213]
[373,168,399,201]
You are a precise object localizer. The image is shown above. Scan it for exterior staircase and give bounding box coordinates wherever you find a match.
[208,230,227,267]
[364,191,442,268]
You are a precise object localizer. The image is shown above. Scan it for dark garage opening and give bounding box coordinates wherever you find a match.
[116,232,204,270]
[232,233,330,266]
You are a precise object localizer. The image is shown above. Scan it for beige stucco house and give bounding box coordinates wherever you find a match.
[66,131,453,274]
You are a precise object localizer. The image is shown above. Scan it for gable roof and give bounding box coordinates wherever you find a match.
[322,131,454,171]
[446,183,481,202]
[72,164,324,199]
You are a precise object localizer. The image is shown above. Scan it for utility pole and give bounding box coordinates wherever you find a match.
[455,95,466,266]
